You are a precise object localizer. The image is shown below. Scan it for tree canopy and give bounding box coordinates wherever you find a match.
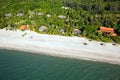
[0,0,120,43]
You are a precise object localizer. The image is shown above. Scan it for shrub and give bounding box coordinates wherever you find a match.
[83,42,88,45]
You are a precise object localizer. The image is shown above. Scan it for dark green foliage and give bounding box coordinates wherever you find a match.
[112,36,120,44]
[0,0,120,43]
[83,42,88,45]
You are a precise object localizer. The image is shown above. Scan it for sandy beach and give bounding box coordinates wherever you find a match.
[0,29,120,64]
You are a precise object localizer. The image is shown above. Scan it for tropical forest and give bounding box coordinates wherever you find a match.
[0,0,120,43]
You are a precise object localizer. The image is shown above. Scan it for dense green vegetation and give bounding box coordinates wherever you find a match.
[0,0,120,43]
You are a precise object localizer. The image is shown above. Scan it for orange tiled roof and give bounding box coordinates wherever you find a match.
[20,25,30,31]
[100,26,114,31]
[110,33,117,37]
[98,26,117,37]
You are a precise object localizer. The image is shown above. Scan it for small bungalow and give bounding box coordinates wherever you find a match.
[39,26,47,32]
[72,29,81,35]
[58,15,66,19]
[98,26,117,37]
[47,14,51,17]
[60,28,66,34]
[65,19,70,24]
[17,13,24,17]
[37,12,44,16]
[19,25,30,31]
[5,13,11,17]
[29,11,35,16]
[61,6,70,10]
[29,11,35,18]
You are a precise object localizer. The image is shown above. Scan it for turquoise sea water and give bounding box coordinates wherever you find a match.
[0,49,120,80]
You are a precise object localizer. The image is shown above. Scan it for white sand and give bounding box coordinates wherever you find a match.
[0,29,120,64]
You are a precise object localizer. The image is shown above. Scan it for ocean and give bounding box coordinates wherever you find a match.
[0,49,120,80]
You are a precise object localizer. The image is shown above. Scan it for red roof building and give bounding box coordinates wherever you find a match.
[19,25,30,31]
[98,26,117,37]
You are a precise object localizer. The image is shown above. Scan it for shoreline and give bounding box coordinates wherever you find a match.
[0,29,120,65]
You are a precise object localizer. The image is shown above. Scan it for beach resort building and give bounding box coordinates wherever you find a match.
[39,26,47,32]
[61,6,70,10]
[58,15,66,19]
[72,29,81,35]
[17,13,24,17]
[47,14,51,17]
[37,12,44,16]
[19,25,30,31]
[98,26,117,37]
[5,13,11,17]
[29,11,35,16]
[60,28,66,34]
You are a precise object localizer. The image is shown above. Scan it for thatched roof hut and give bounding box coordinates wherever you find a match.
[37,12,44,16]
[61,6,70,10]
[72,29,81,35]
[58,15,66,19]
[5,13,11,17]
[39,26,47,32]
[65,19,70,24]
[17,13,24,17]
[60,29,66,34]
[47,14,51,17]
[29,11,35,16]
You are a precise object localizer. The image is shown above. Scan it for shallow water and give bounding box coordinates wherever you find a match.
[0,49,120,80]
